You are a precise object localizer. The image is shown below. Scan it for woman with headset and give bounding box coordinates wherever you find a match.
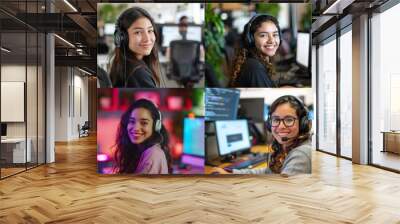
[211,95,312,176]
[113,99,171,174]
[110,7,162,88]
[229,14,281,87]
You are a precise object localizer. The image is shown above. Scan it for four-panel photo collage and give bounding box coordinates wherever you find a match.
[97,3,313,175]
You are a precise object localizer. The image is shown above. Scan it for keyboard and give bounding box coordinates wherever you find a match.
[224,155,268,172]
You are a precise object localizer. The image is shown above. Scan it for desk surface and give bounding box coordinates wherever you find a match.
[381,131,400,134]
[1,138,27,143]
[205,145,273,174]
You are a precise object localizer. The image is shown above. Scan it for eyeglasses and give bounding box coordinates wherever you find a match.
[270,116,297,127]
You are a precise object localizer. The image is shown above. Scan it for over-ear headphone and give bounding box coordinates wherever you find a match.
[244,14,282,49]
[114,16,128,48]
[145,100,162,132]
[266,95,310,135]
[154,108,162,133]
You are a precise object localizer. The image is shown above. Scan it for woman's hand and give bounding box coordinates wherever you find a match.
[210,167,231,174]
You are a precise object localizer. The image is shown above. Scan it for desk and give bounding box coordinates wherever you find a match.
[205,145,273,174]
[1,138,31,163]
[382,131,400,154]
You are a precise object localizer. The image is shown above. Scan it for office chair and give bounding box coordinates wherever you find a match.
[168,40,204,87]
[79,121,90,138]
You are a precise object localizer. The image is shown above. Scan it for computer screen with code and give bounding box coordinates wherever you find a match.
[205,88,240,121]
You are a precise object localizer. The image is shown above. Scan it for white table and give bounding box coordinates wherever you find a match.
[1,138,31,163]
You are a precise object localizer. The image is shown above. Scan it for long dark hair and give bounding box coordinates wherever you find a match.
[229,15,280,87]
[110,7,161,87]
[268,95,310,173]
[113,99,172,174]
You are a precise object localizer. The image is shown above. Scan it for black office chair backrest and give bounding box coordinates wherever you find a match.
[170,40,201,82]
[82,121,90,130]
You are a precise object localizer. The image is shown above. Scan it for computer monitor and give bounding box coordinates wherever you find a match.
[296,32,310,69]
[161,24,202,48]
[238,98,265,122]
[1,123,6,137]
[183,117,205,157]
[205,88,240,121]
[104,23,115,36]
[181,117,205,169]
[215,120,251,156]
[264,104,269,121]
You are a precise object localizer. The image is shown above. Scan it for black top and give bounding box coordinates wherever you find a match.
[112,62,157,88]
[125,65,156,88]
[233,57,276,87]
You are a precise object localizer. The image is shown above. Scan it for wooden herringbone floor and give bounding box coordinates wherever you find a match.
[1,135,400,223]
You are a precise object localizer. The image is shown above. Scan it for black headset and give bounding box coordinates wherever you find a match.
[114,12,129,86]
[266,95,310,135]
[243,14,282,49]
[114,12,128,48]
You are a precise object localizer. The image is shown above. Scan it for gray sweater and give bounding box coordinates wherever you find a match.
[232,140,312,176]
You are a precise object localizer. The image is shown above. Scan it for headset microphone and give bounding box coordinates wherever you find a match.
[281,134,307,142]
[281,137,289,142]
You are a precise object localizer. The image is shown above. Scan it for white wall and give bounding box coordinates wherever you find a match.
[1,64,36,137]
[55,66,69,141]
[1,65,28,138]
[54,67,89,141]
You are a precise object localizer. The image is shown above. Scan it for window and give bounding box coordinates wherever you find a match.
[339,29,352,158]
[370,2,400,171]
[317,36,337,154]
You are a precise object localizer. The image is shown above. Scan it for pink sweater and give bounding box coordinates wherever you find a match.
[135,144,168,174]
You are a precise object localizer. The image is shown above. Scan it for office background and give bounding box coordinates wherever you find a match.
[1,2,46,178]
[0,0,97,179]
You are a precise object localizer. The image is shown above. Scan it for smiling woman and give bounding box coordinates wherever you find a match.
[109,7,161,88]
[113,99,171,174]
[211,95,312,176]
[229,14,281,87]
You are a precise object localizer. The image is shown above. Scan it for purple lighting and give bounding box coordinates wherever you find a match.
[97,154,109,162]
